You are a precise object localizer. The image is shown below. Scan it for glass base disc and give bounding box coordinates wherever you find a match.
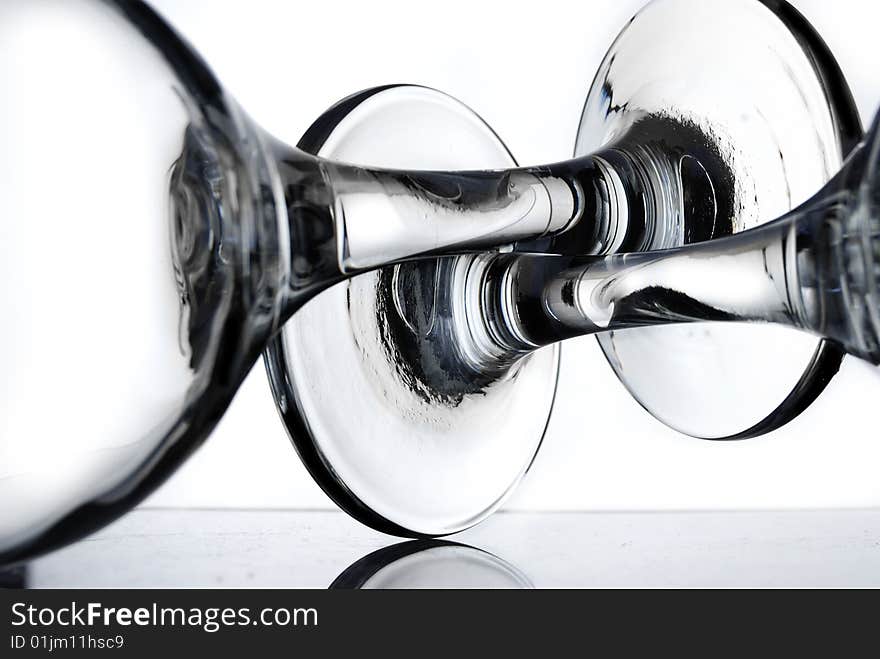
[576,0,861,438]
[264,86,560,536]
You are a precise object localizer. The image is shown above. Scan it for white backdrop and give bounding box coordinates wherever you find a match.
[144,0,880,513]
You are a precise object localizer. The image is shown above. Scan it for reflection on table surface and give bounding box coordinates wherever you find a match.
[12,509,880,588]
[330,540,533,589]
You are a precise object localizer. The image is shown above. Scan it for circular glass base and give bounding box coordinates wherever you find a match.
[576,0,860,438]
[265,86,560,536]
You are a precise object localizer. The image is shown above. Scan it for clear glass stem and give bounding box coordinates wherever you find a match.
[264,114,880,370]
[271,143,585,314]
[270,112,730,318]
[483,135,880,365]
[502,220,800,346]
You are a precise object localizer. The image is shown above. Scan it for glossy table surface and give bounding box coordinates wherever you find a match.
[16,508,880,588]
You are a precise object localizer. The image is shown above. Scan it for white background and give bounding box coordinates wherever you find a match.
[144,0,880,513]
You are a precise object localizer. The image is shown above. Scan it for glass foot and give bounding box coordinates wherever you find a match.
[575,0,861,438]
[264,86,560,536]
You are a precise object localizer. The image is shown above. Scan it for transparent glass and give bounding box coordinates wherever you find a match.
[266,87,561,538]
[267,0,860,537]
[575,0,861,438]
[466,111,880,372]
[0,0,582,562]
[0,0,872,565]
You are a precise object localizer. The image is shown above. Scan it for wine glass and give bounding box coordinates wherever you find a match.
[0,0,861,564]
[266,0,860,536]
